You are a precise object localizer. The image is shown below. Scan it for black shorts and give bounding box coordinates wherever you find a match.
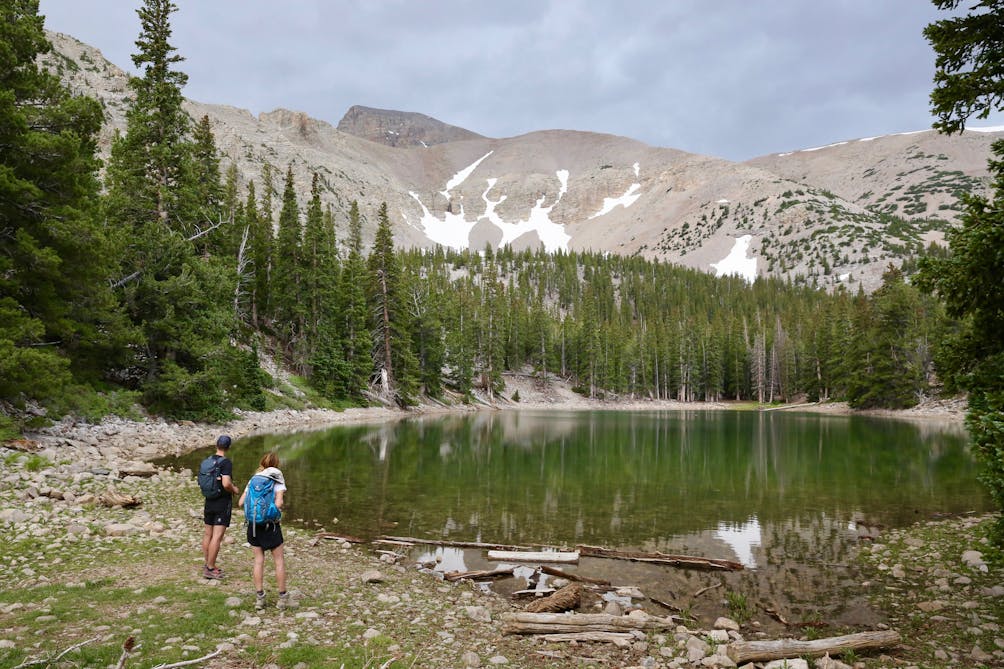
[203,497,232,527]
[247,522,283,551]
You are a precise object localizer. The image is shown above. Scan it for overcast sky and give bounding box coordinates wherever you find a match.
[36,0,1000,162]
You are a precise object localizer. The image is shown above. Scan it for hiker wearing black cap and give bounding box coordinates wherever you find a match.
[199,435,241,579]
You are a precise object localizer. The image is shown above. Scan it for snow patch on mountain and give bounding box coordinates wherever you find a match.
[709,234,757,283]
[440,151,493,200]
[407,193,478,250]
[589,183,642,219]
[408,166,572,252]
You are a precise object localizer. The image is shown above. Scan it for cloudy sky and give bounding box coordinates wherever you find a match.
[36,0,1000,161]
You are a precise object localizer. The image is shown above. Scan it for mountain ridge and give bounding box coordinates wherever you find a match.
[43,30,1004,291]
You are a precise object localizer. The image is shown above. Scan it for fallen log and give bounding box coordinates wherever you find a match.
[488,550,579,564]
[727,630,902,664]
[539,565,610,586]
[534,632,634,647]
[525,583,582,613]
[578,545,743,571]
[378,535,537,551]
[501,611,678,635]
[443,566,515,582]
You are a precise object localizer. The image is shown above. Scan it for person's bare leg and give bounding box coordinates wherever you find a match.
[206,525,226,570]
[273,544,286,592]
[252,547,265,592]
[201,525,213,566]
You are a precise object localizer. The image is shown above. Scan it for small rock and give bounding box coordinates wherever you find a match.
[104,523,139,536]
[714,616,741,631]
[465,605,491,623]
[703,654,736,667]
[360,570,383,584]
[686,635,710,661]
[815,654,852,669]
[362,628,381,640]
[0,640,15,649]
[604,600,624,616]
[224,597,242,608]
[916,600,946,612]
[488,656,509,665]
[461,650,482,667]
[708,629,730,643]
[765,659,809,669]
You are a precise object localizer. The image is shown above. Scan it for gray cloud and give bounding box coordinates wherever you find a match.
[37,0,1004,161]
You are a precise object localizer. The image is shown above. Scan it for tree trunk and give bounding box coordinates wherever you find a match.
[727,630,902,664]
[501,612,678,635]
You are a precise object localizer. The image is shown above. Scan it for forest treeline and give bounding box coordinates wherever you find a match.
[0,0,957,437]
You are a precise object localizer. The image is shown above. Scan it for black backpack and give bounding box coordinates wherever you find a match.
[198,455,225,499]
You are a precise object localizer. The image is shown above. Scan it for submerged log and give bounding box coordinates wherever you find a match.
[488,550,579,564]
[310,532,366,547]
[727,630,902,664]
[539,565,611,586]
[578,545,743,571]
[443,566,515,582]
[501,611,678,635]
[525,583,582,613]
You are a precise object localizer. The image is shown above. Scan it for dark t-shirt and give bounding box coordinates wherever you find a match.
[203,455,233,512]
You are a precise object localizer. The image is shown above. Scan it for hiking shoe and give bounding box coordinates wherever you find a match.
[255,592,266,610]
[277,592,290,609]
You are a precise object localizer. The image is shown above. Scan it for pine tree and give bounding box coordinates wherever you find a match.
[104,0,235,420]
[271,165,303,349]
[368,203,418,404]
[0,0,127,405]
[335,201,372,399]
[188,114,224,253]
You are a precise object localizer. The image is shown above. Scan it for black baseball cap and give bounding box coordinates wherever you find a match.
[216,435,232,449]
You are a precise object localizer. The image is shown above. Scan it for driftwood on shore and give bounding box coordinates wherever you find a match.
[578,545,743,571]
[524,583,582,613]
[99,490,141,508]
[443,566,515,582]
[501,612,678,635]
[727,630,902,663]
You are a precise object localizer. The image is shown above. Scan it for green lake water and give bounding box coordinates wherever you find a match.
[164,409,987,623]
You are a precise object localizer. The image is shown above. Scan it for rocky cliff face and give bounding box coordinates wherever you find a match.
[337,105,484,147]
[44,31,1002,292]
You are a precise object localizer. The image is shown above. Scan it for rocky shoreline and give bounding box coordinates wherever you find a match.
[2,397,996,669]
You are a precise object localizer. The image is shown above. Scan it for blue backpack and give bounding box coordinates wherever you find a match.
[245,474,281,534]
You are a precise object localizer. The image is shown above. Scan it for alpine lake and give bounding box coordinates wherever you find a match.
[162,408,989,629]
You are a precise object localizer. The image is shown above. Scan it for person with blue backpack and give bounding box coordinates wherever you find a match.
[198,435,242,580]
[238,451,288,610]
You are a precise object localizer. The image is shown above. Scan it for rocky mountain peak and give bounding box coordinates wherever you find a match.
[337,105,483,147]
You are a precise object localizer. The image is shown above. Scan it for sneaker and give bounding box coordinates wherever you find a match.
[255,592,266,610]
[277,592,290,609]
